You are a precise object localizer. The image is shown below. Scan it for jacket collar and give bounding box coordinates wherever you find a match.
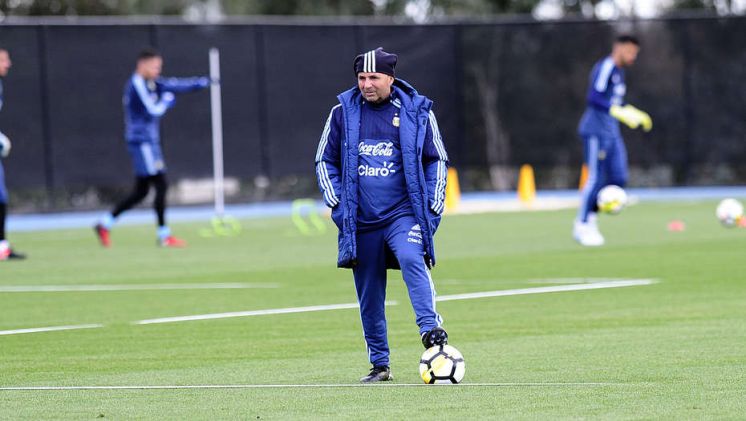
[338,78,430,112]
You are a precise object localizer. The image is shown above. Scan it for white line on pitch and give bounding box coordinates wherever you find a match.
[435,279,656,302]
[0,324,103,336]
[135,279,655,325]
[0,283,278,293]
[135,301,400,325]
[0,382,623,391]
[524,278,626,284]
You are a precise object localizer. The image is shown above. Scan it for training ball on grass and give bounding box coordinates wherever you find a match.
[596,185,628,215]
[419,344,465,384]
[716,198,744,228]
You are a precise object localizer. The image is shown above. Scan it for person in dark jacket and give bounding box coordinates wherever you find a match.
[315,47,450,383]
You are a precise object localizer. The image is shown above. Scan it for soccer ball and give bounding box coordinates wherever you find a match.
[419,344,465,384]
[596,185,628,215]
[716,198,744,227]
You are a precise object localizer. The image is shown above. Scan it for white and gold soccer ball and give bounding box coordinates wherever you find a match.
[597,185,628,215]
[419,344,465,384]
[716,198,744,227]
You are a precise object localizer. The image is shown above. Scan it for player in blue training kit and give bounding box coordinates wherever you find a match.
[575,35,652,246]
[94,48,209,248]
[315,48,450,383]
[0,48,25,261]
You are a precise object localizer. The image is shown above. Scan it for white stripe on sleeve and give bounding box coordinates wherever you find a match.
[428,111,448,214]
[132,75,169,117]
[315,104,341,162]
[428,110,448,161]
[594,57,615,93]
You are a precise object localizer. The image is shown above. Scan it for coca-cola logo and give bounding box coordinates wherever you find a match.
[359,141,394,157]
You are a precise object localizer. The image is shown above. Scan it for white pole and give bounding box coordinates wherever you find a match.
[209,47,225,219]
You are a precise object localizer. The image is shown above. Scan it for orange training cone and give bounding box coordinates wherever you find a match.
[579,164,589,190]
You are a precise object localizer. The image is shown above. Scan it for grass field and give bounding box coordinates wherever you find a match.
[1,200,745,419]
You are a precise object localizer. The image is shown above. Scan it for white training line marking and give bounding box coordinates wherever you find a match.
[524,278,626,284]
[0,324,103,336]
[135,301,400,325]
[0,283,279,293]
[135,280,655,326]
[436,279,656,302]
[0,382,623,391]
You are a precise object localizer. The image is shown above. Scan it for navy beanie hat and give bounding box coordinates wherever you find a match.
[353,47,397,77]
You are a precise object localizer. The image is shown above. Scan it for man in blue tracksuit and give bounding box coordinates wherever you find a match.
[0,47,25,261]
[315,48,450,383]
[94,48,209,248]
[575,35,652,246]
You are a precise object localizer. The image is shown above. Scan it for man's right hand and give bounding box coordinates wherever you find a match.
[0,133,11,158]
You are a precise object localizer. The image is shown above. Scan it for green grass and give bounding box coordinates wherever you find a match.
[1,201,745,419]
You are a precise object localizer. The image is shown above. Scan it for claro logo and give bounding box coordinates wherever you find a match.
[359,162,396,177]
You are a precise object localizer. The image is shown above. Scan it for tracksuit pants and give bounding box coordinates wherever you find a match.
[577,134,628,223]
[353,214,442,367]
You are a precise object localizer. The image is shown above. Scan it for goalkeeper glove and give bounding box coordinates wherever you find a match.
[0,133,10,158]
[610,104,652,132]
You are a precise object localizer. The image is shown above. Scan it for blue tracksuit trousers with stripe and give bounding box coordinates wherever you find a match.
[577,134,628,223]
[353,214,442,367]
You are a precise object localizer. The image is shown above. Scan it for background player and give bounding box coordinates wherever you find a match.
[315,48,450,383]
[574,35,652,246]
[94,48,209,248]
[0,48,25,261]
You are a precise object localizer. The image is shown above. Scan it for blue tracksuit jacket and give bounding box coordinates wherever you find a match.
[123,73,208,176]
[123,73,208,143]
[578,56,626,138]
[315,79,448,269]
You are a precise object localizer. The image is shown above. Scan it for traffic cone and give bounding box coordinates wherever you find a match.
[445,167,461,213]
[579,164,589,190]
[517,164,536,205]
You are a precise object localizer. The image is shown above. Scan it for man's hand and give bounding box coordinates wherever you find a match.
[161,92,176,108]
[0,133,11,158]
[197,77,211,89]
[610,104,653,132]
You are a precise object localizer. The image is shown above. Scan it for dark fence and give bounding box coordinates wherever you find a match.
[0,16,744,211]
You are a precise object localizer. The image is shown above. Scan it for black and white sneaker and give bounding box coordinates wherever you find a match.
[421,327,448,349]
[360,365,392,383]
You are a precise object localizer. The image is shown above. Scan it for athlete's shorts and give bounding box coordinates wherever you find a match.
[127,141,166,177]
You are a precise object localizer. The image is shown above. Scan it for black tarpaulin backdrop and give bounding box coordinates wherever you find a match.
[0,16,743,210]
